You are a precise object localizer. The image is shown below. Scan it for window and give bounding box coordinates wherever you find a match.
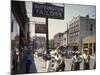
[90,24,93,32]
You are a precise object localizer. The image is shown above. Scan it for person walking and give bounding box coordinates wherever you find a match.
[72,51,81,70]
[24,48,33,73]
[12,47,19,74]
[46,52,51,72]
[55,53,65,72]
[82,48,90,70]
[54,46,65,72]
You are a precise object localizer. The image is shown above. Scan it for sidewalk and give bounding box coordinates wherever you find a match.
[16,54,37,74]
[34,55,47,72]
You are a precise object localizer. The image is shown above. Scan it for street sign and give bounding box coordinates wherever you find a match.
[32,3,64,19]
[35,24,47,33]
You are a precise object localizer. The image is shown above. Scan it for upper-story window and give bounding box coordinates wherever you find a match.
[90,24,93,32]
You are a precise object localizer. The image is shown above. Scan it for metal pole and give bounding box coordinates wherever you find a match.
[67,23,68,47]
[46,17,49,54]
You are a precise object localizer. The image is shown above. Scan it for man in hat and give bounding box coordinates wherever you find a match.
[71,51,81,70]
[82,48,90,70]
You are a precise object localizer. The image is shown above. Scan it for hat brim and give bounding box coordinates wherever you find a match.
[84,49,89,51]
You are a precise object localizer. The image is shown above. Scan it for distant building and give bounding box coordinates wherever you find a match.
[62,31,67,47]
[54,33,64,48]
[68,15,96,53]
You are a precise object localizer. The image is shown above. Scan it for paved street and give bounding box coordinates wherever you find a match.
[64,56,96,71]
[30,57,37,73]
[64,58,72,71]
[33,55,47,72]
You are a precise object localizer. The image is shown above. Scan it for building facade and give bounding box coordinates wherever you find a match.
[62,31,67,47]
[68,15,96,53]
[54,33,63,48]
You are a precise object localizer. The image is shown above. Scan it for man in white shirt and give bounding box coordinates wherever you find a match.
[72,51,81,70]
[82,48,90,70]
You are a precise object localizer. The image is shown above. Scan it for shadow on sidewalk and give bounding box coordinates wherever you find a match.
[30,57,37,73]
[16,56,37,74]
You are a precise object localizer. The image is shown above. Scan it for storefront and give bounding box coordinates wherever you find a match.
[82,35,96,56]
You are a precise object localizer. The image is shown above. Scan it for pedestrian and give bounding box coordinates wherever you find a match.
[55,46,65,72]
[82,48,90,70]
[94,61,96,69]
[71,51,81,70]
[12,47,19,74]
[55,50,65,72]
[24,48,33,73]
[46,52,51,72]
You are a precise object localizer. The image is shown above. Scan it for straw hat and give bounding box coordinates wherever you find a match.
[84,48,89,51]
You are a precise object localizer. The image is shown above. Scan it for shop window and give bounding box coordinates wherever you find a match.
[90,24,93,32]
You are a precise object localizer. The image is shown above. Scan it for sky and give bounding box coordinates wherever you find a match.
[25,2,96,40]
[11,13,20,40]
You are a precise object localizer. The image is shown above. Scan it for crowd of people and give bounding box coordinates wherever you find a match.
[71,48,91,71]
[11,46,33,74]
[45,45,95,72]
[11,44,96,74]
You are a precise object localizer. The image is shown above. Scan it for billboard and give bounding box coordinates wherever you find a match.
[32,3,64,19]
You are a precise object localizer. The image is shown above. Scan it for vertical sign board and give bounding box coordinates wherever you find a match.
[32,2,64,53]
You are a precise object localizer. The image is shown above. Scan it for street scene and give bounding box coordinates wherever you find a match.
[11,0,96,74]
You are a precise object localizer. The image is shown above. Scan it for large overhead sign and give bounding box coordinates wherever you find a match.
[35,24,47,33]
[32,3,64,19]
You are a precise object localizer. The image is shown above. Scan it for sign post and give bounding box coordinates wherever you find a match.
[35,24,47,33]
[46,17,49,54]
[32,2,64,54]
